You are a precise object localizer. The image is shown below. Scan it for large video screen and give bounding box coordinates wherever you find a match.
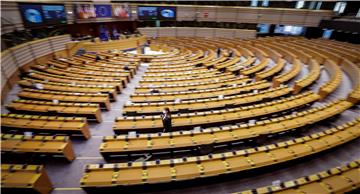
[257,24,270,34]
[76,4,96,19]
[138,6,176,20]
[138,6,158,20]
[42,5,67,25]
[19,3,66,27]
[94,4,112,18]
[76,4,130,19]
[19,4,44,27]
[113,4,130,18]
[158,6,176,20]
[274,25,305,35]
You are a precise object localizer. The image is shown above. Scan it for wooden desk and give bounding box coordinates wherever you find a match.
[235,159,360,194]
[293,59,321,94]
[18,88,111,111]
[1,114,91,139]
[114,92,320,133]
[82,119,360,188]
[123,86,292,115]
[1,134,75,161]
[1,164,53,194]
[6,99,102,122]
[105,99,352,156]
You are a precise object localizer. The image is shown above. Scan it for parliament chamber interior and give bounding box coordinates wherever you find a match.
[1,1,360,194]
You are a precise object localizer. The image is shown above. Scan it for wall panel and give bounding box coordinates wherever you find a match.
[176,27,196,37]
[216,7,238,22]
[177,6,197,21]
[196,28,215,38]
[138,27,256,39]
[1,35,72,98]
[196,7,217,22]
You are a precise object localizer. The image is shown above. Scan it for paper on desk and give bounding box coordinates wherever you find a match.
[128,131,137,137]
[249,119,256,125]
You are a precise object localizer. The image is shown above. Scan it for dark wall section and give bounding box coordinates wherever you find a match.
[343,1,360,16]
[319,20,360,33]
[320,2,336,10]
[128,1,335,10]
[331,31,360,44]
[67,21,136,38]
[304,27,323,39]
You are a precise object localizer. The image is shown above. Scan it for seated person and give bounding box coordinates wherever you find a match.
[29,80,44,90]
[18,68,29,79]
[95,55,102,61]
[229,51,234,58]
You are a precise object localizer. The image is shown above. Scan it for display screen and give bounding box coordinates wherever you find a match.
[322,29,333,39]
[138,6,158,20]
[138,6,176,20]
[19,3,66,27]
[113,4,130,18]
[158,6,176,20]
[274,25,305,35]
[19,4,44,27]
[76,4,96,19]
[42,5,66,24]
[94,4,112,18]
[257,24,270,34]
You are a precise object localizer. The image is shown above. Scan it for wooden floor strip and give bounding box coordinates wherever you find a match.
[54,188,82,190]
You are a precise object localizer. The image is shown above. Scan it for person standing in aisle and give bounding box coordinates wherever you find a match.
[162,107,172,133]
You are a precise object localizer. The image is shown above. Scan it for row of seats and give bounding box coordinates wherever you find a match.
[258,42,298,65]
[18,78,118,100]
[28,70,124,92]
[1,134,75,161]
[6,99,102,122]
[310,39,360,63]
[55,56,135,77]
[139,72,235,85]
[265,41,312,64]
[115,91,320,133]
[48,56,136,78]
[239,58,269,76]
[1,164,53,194]
[222,57,254,73]
[211,56,243,70]
[273,58,302,87]
[318,59,342,100]
[135,77,249,93]
[236,159,360,194]
[104,99,353,156]
[53,58,138,76]
[293,59,321,94]
[123,86,292,115]
[291,40,343,65]
[18,88,111,111]
[130,80,272,102]
[342,59,360,104]
[1,114,91,139]
[49,58,135,76]
[81,119,360,187]
[255,58,286,81]
[33,66,128,90]
[143,68,222,78]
